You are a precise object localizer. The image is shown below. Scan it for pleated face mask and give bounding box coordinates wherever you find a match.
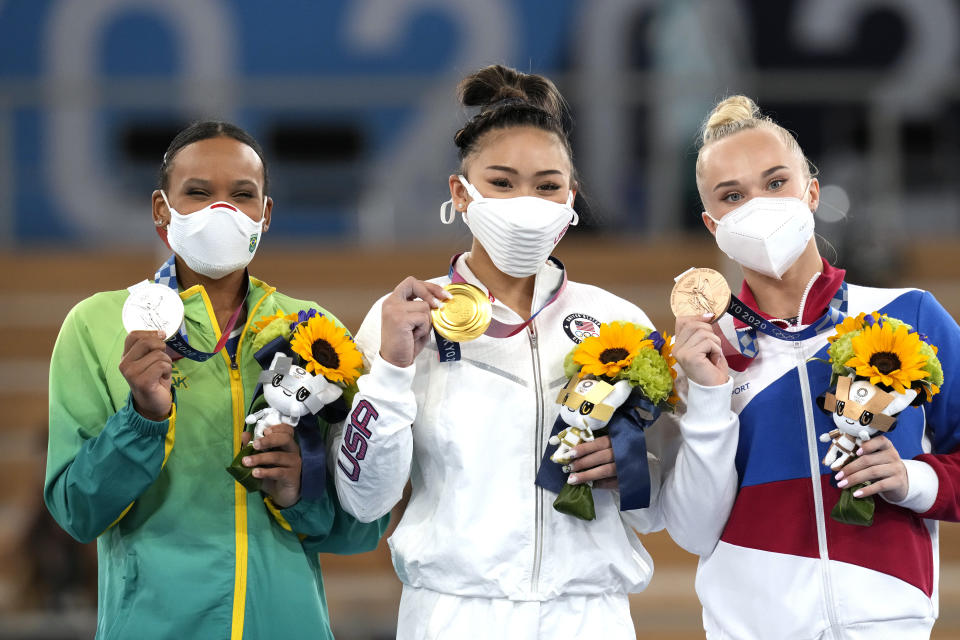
[161,191,265,280]
[443,175,578,278]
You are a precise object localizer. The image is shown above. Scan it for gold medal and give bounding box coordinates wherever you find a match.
[431,283,492,342]
[670,267,731,322]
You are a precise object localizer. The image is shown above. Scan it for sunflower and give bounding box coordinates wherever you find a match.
[573,322,653,379]
[845,322,930,394]
[827,312,878,344]
[660,334,680,405]
[290,315,363,385]
[252,310,298,333]
[660,333,678,381]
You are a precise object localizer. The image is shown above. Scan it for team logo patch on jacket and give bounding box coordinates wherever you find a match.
[171,363,189,390]
[562,313,601,343]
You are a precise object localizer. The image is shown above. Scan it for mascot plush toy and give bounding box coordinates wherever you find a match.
[552,378,633,466]
[820,375,916,471]
[246,353,344,440]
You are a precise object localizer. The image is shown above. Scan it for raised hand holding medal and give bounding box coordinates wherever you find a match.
[119,281,181,422]
[379,277,453,368]
[670,268,730,387]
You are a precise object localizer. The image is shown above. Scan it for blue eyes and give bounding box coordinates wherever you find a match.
[722,178,787,204]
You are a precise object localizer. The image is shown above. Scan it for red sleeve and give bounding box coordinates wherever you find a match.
[917,450,960,521]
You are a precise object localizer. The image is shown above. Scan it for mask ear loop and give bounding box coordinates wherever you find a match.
[565,190,580,226]
[159,190,176,217]
[458,174,484,201]
[440,199,457,225]
[156,190,173,249]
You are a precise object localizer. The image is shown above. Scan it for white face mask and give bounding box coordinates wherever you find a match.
[161,191,265,280]
[441,175,578,278]
[706,186,814,280]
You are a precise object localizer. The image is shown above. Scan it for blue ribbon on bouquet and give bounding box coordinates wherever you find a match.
[535,387,659,511]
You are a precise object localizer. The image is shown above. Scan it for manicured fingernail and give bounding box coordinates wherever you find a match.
[567,474,578,485]
[242,457,251,466]
[442,290,454,300]
[702,313,715,319]
[853,490,863,498]
[857,448,864,456]
[253,469,261,478]
[432,298,443,308]
[835,471,844,481]
[562,465,572,473]
[252,440,262,450]
[837,479,848,488]
[567,450,578,459]
[157,330,166,339]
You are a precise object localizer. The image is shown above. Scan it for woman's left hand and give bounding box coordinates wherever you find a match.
[241,423,302,508]
[567,436,618,490]
[835,435,908,502]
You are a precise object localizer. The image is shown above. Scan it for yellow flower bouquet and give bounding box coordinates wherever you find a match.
[536,322,677,520]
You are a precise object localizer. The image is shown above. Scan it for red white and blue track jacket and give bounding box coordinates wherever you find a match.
[696,260,960,639]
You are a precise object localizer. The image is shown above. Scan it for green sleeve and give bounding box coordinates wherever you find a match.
[271,495,335,537]
[297,474,389,555]
[44,302,174,544]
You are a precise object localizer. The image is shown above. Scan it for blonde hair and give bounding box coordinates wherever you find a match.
[695,95,814,185]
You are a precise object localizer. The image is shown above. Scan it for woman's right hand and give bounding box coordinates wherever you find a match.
[380,277,452,368]
[119,330,174,421]
[673,315,729,387]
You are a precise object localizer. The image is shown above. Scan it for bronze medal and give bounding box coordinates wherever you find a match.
[670,268,731,322]
[431,283,492,342]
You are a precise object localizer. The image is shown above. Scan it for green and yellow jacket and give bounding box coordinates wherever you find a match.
[45,274,388,639]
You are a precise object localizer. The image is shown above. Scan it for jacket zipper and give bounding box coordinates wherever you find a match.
[796,340,842,638]
[529,323,545,594]
[210,286,272,640]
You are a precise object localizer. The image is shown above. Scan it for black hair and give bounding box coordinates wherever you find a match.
[158,120,270,194]
[454,65,575,182]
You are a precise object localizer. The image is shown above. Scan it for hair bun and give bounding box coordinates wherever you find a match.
[457,64,566,122]
[702,95,761,144]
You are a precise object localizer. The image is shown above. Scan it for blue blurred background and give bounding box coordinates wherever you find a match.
[2,1,960,638]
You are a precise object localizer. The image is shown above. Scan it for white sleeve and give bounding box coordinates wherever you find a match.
[881,458,939,513]
[332,298,418,523]
[658,377,740,557]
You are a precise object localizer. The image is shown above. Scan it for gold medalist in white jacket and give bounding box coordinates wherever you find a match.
[332,255,740,638]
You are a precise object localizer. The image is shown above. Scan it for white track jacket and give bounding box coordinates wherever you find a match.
[332,255,739,601]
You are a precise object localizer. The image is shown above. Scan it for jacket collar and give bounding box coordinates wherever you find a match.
[453,253,565,322]
[734,257,846,329]
[153,254,275,327]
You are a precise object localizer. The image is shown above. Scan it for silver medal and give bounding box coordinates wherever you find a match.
[122,281,185,340]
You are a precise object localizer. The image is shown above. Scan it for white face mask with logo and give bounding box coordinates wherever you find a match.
[440,175,578,278]
[705,183,815,279]
[161,191,265,280]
